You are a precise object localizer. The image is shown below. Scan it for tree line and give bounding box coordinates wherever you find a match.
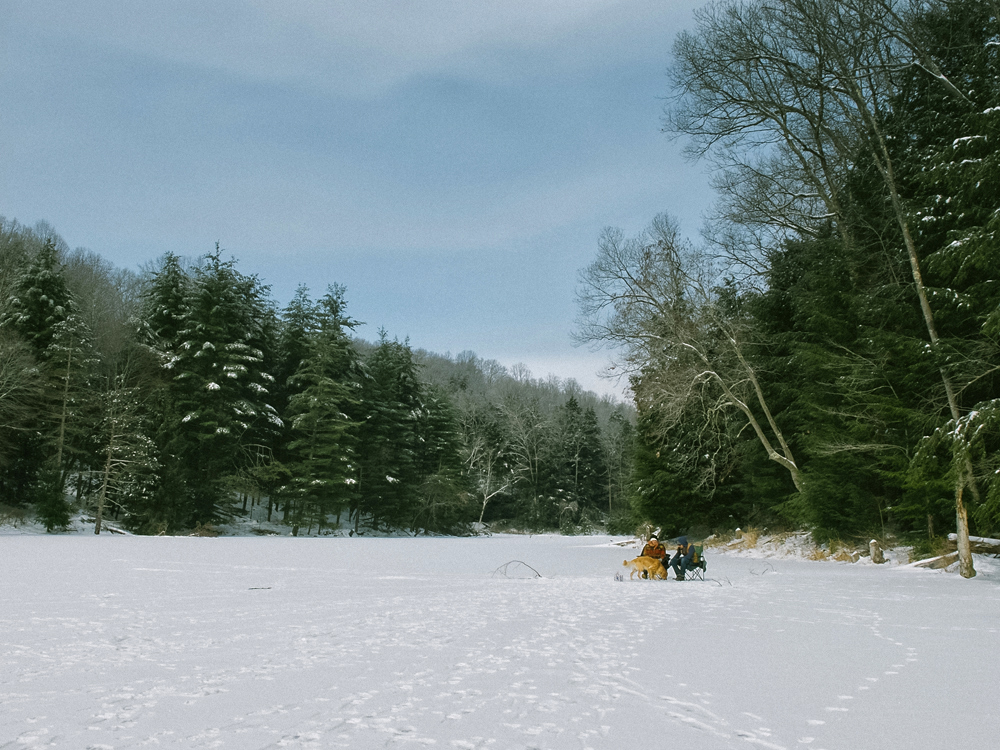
[577,0,999,575]
[0,220,635,535]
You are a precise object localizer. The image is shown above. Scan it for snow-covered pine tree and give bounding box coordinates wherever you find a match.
[410,383,470,533]
[142,252,189,348]
[898,0,1000,550]
[555,395,607,526]
[282,286,362,534]
[1,239,73,357]
[354,333,423,531]
[274,285,319,416]
[150,248,281,527]
[0,240,91,528]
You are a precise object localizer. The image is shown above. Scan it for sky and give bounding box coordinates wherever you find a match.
[0,1,714,399]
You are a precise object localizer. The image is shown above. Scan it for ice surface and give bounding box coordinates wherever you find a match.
[2,534,998,749]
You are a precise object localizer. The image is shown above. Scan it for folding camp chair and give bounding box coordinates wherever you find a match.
[687,545,707,581]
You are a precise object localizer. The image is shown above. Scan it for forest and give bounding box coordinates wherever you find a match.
[0,219,635,536]
[577,0,999,573]
[1,0,998,561]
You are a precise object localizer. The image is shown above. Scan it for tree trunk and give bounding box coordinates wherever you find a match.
[94,448,112,535]
[76,472,86,512]
[861,77,979,579]
[955,485,975,579]
[54,344,73,488]
[718,373,803,493]
[608,474,613,518]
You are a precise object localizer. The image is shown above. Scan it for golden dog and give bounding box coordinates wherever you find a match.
[623,556,667,580]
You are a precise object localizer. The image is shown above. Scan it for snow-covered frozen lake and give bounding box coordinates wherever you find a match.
[2,534,998,749]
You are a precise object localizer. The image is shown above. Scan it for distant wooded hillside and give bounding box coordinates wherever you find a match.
[0,218,634,535]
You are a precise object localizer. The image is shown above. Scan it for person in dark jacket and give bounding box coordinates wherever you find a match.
[670,536,695,580]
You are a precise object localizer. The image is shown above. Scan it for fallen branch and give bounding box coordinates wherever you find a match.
[945,534,1000,555]
[911,552,959,570]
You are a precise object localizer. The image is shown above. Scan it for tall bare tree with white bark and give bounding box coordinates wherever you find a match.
[576,213,803,494]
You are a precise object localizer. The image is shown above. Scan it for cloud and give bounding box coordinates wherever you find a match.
[4,1,708,257]
[2,0,710,399]
[8,1,696,98]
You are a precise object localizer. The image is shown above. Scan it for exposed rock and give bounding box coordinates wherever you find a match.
[869,539,885,564]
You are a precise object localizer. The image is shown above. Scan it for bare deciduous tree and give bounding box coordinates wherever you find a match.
[456,397,512,525]
[0,333,43,466]
[576,213,802,493]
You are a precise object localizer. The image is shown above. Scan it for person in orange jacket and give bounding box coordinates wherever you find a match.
[638,536,667,578]
[641,536,666,561]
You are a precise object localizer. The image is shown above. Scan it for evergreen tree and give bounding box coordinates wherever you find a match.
[355,333,423,530]
[146,248,280,528]
[892,0,1000,535]
[410,384,471,533]
[132,253,194,531]
[281,286,362,534]
[0,239,85,525]
[2,239,73,358]
[142,252,189,349]
[553,395,607,529]
[0,221,46,488]
[274,285,319,418]
[601,409,637,532]
[0,332,42,486]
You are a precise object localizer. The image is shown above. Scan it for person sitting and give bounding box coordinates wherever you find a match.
[641,536,666,561]
[670,536,695,580]
[638,536,667,578]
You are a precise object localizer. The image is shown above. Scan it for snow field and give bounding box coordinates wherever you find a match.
[2,534,999,749]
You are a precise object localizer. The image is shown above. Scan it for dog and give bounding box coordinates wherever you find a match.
[623,556,667,580]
